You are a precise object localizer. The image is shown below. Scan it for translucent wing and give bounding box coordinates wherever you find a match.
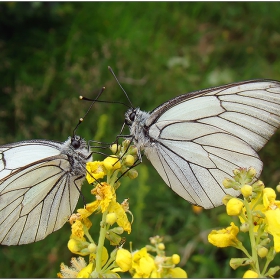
[127,80,280,208]
[0,137,90,245]
[0,140,62,180]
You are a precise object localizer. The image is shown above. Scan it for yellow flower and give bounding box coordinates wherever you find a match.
[90,183,114,213]
[243,270,259,278]
[115,248,132,272]
[263,188,276,202]
[103,155,121,171]
[131,248,157,278]
[76,209,92,229]
[58,257,88,278]
[71,220,85,240]
[86,161,106,183]
[208,222,240,247]
[226,198,244,216]
[169,267,188,278]
[76,263,93,278]
[265,208,280,252]
[109,200,131,234]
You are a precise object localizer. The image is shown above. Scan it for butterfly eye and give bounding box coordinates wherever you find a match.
[129,111,136,121]
[71,138,81,149]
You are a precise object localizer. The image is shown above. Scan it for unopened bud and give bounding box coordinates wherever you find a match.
[125,155,135,167]
[241,184,253,198]
[110,144,120,154]
[127,169,138,179]
[240,223,249,232]
[257,246,268,258]
[158,243,165,250]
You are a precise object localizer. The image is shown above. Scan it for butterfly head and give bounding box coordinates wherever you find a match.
[124,108,137,126]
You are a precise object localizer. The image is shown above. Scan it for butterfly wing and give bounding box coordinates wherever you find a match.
[142,80,280,208]
[0,139,87,245]
[0,140,62,180]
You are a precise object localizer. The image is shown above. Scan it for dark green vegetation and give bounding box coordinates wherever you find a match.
[0,2,280,278]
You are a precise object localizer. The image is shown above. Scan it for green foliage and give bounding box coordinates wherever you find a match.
[0,2,280,277]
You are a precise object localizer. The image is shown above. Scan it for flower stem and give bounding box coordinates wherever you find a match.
[94,170,119,272]
[244,199,260,273]
[95,209,108,272]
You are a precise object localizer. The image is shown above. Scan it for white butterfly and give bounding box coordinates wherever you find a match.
[0,135,92,246]
[123,79,280,209]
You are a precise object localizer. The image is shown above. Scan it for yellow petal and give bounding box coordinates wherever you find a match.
[243,270,259,278]
[115,248,132,272]
[169,267,188,278]
[77,263,93,278]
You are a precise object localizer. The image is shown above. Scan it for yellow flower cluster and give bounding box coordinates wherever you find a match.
[113,236,187,278]
[208,167,280,278]
[58,140,186,278]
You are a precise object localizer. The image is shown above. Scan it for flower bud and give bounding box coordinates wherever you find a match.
[240,223,249,232]
[241,184,253,198]
[222,195,233,206]
[127,169,138,179]
[111,226,124,235]
[247,167,257,178]
[129,147,138,156]
[222,178,234,189]
[252,180,264,192]
[106,213,117,225]
[257,246,268,258]
[233,168,241,176]
[125,155,135,167]
[122,139,131,150]
[229,258,252,270]
[106,230,122,246]
[158,243,165,250]
[226,198,244,216]
[110,144,120,154]
[172,254,180,265]
[276,184,280,193]
[265,266,280,277]
[260,237,271,246]
[88,243,97,253]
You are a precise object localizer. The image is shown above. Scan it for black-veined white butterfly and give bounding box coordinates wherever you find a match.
[0,136,92,246]
[112,73,280,209]
[0,88,105,246]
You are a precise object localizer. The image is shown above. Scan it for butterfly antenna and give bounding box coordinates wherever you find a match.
[108,66,134,108]
[73,86,106,136]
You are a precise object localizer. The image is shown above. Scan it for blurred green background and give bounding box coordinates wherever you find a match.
[0,2,280,278]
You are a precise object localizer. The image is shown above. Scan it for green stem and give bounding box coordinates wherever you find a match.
[235,242,251,259]
[83,225,95,244]
[243,199,260,273]
[94,169,119,272]
[95,209,108,272]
